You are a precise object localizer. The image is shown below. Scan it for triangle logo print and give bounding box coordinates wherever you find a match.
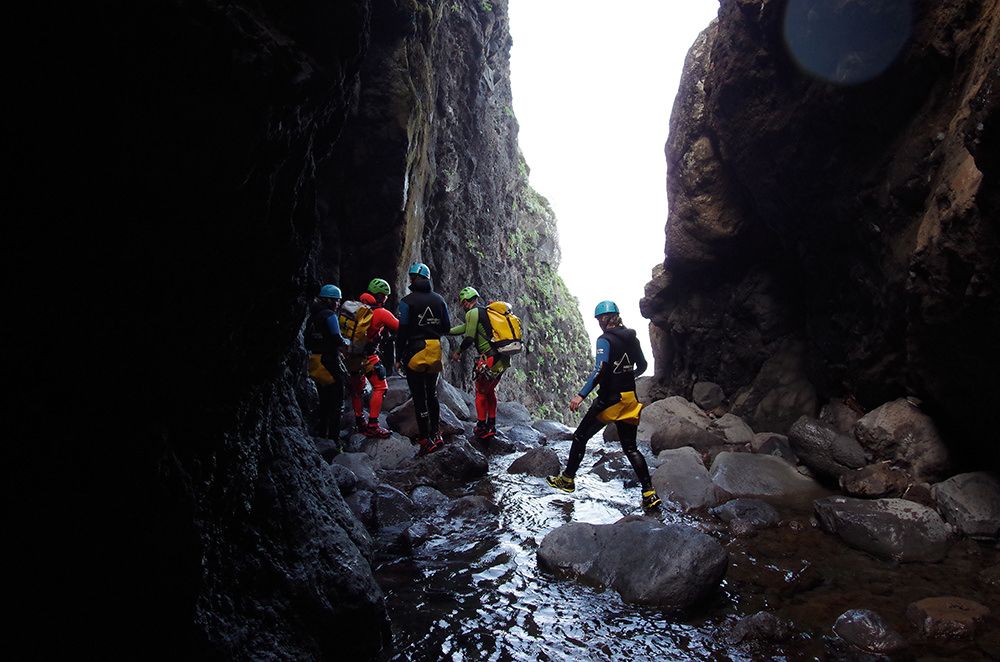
[417,306,440,327]
[613,352,633,374]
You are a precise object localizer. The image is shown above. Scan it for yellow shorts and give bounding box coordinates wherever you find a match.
[407,339,443,373]
[308,354,336,386]
[596,391,643,426]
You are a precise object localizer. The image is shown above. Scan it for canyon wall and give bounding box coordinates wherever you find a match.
[642,0,1000,468]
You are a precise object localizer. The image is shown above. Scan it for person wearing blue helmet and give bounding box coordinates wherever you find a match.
[306,283,349,444]
[396,262,451,455]
[547,300,661,510]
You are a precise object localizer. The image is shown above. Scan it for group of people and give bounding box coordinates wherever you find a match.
[306,262,661,510]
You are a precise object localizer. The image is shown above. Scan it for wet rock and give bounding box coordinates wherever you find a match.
[399,437,488,488]
[381,376,411,412]
[501,424,546,447]
[361,432,418,470]
[902,481,935,507]
[692,381,725,410]
[731,342,818,434]
[507,447,561,478]
[376,485,415,529]
[710,452,825,499]
[345,489,376,530]
[839,463,910,498]
[332,452,378,492]
[708,413,754,444]
[819,398,863,435]
[341,431,368,453]
[386,399,464,439]
[531,419,574,441]
[469,432,522,456]
[650,415,723,454]
[854,399,951,482]
[654,396,713,429]
[591,451,640,487]
[906,596,990,638]
[930,472,1000,539]
[537,518,727,609]
[327,463,358,496]
[751,432,798,465]
[979,564,1000,589]
[814,497,953,562]
[788,416,866,480]
[496,401,533,426]
[832,609,907,654]
[312,436,343,463]
[725,611,794,644]
[635,376,655,405]
[710,498,780,528]
[409,486,449,512]
[446,495,499,519]
[652,447,724,511]
[705,443,751,467]
[437,378,471,421]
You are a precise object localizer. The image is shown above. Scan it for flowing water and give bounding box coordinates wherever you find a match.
[376,438,1000,661]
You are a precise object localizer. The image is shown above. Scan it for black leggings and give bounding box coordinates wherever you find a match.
[315,378,344,439]
[565,399,652,490]
[406,371,440,438]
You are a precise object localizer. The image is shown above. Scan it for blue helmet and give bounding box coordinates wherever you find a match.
[408,262,431,279]
[594,300,619,317]
[319,284,342,299]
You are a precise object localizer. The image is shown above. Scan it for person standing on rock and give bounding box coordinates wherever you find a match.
[306,284,348,444]
[547,300,662,510]
[396,263,451,455]
[449,286,508,441]
[347,278,399,438]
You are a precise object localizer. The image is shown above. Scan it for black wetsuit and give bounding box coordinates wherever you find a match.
[396,278,451,438]
[565,326,652,489]
[306,301,347,438]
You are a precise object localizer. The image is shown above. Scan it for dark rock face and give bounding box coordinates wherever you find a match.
[788,416,867,480]
[832,609,907,655]
[641,0,1000,470]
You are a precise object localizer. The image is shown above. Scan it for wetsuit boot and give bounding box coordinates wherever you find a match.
[641,487,662,510]
[474,420,490,440]
[485,417,496,439]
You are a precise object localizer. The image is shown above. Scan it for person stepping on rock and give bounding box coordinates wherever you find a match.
[396,263,451,455]
[449,286,510,441]
[345,278,399,439]
[547,300,661,511]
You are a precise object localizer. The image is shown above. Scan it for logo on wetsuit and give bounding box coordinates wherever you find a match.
[613,353,634,375]
[417,307,441,326]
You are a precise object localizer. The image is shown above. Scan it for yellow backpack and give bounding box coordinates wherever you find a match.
[483,301,523,356]
[337,300,374,356]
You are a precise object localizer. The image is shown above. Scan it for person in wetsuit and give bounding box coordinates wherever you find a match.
[396,262,451,455]
[306,284,348,444]
[348,278,399,438]
[547,300,662,510]
[449,286,508,440]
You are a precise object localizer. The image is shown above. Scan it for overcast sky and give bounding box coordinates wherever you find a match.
[508,1,719,368]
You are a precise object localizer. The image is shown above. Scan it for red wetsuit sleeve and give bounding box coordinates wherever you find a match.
[368,307,400,339]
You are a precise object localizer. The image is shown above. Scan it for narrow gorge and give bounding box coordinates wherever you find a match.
[8,0,999,660]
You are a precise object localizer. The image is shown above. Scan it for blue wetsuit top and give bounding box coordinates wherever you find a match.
[578,337,611,398]
[578,327,647,398]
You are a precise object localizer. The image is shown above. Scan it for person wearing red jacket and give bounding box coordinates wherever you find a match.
[349,278,400,437]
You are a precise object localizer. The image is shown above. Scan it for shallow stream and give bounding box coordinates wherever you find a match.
[376,437,1000,660]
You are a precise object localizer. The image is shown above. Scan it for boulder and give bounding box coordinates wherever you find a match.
[731,342,818,433]
[787,416,866,479]
[345,489,376,529]
[496,401,533,426]
[707,413,754,444]
[635,376,655,405]
[710,498,780,529]
[312,436,343,463]
[819,398,863,435]
[931,472,1000,539]
[386,399,464,439]
[397,437,488,488]
[381,376,411,412]
[650,415,723,454]
[341,431,368,453]
[591,451,640,487]
[437,378,471,421]
[445,495,499,519]
[537,518,728,609]
[531,419,574,441]
[979,564,1000,589]
[832,609,907,654]
[332,452,378,492]
[692,381,725,410]
[652,396,712,429]
[751,432,798,465]
[469,432,523,456]
[839,462,911,498]
[710,452,825,499]
[507,447,561,477]
[361,433,418,470]
[907,597,990,638]
[853,399,951,482]
[501,424,546,447]
[327,463,358,496]
[814,497,953,562]
[376,485,415,529]
[652,447,724,511]
[409,486,450,512]
[902,481,935,507]
[725,611,794,644]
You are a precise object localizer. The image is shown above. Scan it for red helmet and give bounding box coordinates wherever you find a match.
[359,292,377,306]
